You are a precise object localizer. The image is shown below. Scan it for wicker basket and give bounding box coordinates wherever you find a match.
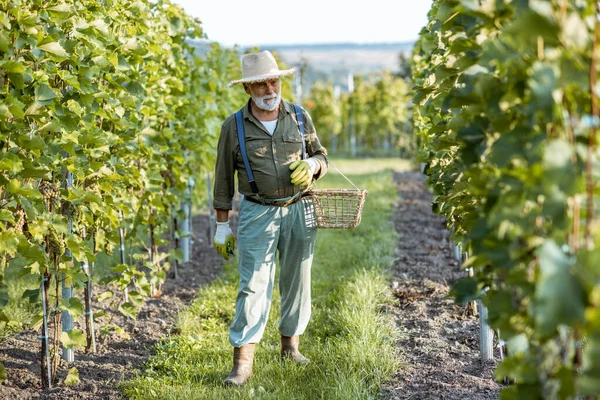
[308,188,368,229]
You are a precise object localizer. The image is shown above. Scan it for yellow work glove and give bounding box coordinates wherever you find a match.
[213,220,235,260]
[289,159,319,187]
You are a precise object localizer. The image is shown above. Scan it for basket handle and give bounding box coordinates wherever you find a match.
[329,161,361,191]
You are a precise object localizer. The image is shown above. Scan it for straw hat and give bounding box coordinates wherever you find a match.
[228,50,295,87]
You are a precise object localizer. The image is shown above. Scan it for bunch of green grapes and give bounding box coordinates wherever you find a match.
[47,225,65,256]
[38,181,61,209]
[160,170,176,187]
[84,176,100,194]
[14,208,26,232]
[62,201,80,222]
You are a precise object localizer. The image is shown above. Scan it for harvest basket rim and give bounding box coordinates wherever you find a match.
[306,187,368,229]
[308,188,368,194]
[304,161,368,229]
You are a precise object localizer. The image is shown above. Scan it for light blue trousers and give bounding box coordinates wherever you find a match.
[229,197,318,347]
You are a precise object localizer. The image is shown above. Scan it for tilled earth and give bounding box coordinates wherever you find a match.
[0,171,503,399]
[378,171,502,400]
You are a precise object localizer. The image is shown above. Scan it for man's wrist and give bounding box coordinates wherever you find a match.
[215,209,230,223]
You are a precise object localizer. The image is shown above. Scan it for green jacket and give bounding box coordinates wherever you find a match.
[213,100,328,210]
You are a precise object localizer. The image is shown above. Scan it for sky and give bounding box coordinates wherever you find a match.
[170,1,434,47]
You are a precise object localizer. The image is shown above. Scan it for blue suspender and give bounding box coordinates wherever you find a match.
[236,103,306,194]
[292,103,307,159]
[235,109,259,194]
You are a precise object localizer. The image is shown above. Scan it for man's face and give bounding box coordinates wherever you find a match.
[245,78,281,111]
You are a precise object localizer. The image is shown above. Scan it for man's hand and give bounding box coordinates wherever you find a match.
[289,159,319,187]
[214,220,235,260]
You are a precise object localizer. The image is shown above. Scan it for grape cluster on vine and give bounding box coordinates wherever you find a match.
[38,181,61,209]
[47,225,65,257]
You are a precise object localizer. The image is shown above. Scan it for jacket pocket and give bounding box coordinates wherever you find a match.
[282,131,304,161]
[239,139,269,160]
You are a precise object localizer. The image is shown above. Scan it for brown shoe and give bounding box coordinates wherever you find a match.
[281,335,309,364]
[224,343,255,385]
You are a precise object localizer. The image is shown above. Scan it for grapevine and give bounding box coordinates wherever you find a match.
[305,73,412,156]
[413,0,600,397]
[0,0,244,388]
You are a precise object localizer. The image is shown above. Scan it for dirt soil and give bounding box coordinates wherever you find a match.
[0,171,503,399]
[378,171,502,400]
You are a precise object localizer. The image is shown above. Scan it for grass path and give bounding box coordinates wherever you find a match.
[122,158,413,400]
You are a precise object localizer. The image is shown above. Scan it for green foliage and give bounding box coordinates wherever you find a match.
[305,82,341,149]
[304,74,413,157]
[63,367,80,387]
[413,0,600,397]
[60,328,86,349]
[0,0,245,385]
[0,361,6,383]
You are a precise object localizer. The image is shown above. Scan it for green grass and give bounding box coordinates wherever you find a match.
[0,262,39,339]
[119,158,413,399]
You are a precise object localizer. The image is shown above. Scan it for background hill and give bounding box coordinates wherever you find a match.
[252,42,414,93]
[264,42,413,93]
[189,40,414,93]
[264,42,413,73]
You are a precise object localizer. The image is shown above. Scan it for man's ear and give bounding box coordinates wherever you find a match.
[243,84,251,95]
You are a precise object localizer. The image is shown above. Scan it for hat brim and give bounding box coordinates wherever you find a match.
[228,68,296,87]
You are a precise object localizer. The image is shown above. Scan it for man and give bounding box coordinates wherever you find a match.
[212,50,328,386]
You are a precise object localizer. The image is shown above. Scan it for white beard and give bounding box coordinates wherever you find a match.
[252,92,281,111]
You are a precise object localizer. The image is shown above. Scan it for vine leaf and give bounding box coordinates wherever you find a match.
[37,42,69,61]
[506,333,529,356]
[0,210,15,224]
[0,104,11,119]
[0,362,6,383]
[494,355,539,386]
[46,3,74,15]
[96,290,114,302]
[63,367,80,387]
[0,282,9,308]
[449,276,479,305]
[34,84,57,103]
[59,297,84,319]
[0,309,8,331]
[60,329,86,349]
[22,288,40,304]
[0,154,24,174]
[16,241,46,264]
[127,291,143,308]
[534,240,586,337]
[119,302,137,320]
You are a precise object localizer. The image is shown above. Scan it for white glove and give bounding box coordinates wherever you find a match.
[305,158,319,174]
[214,220,235,260]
